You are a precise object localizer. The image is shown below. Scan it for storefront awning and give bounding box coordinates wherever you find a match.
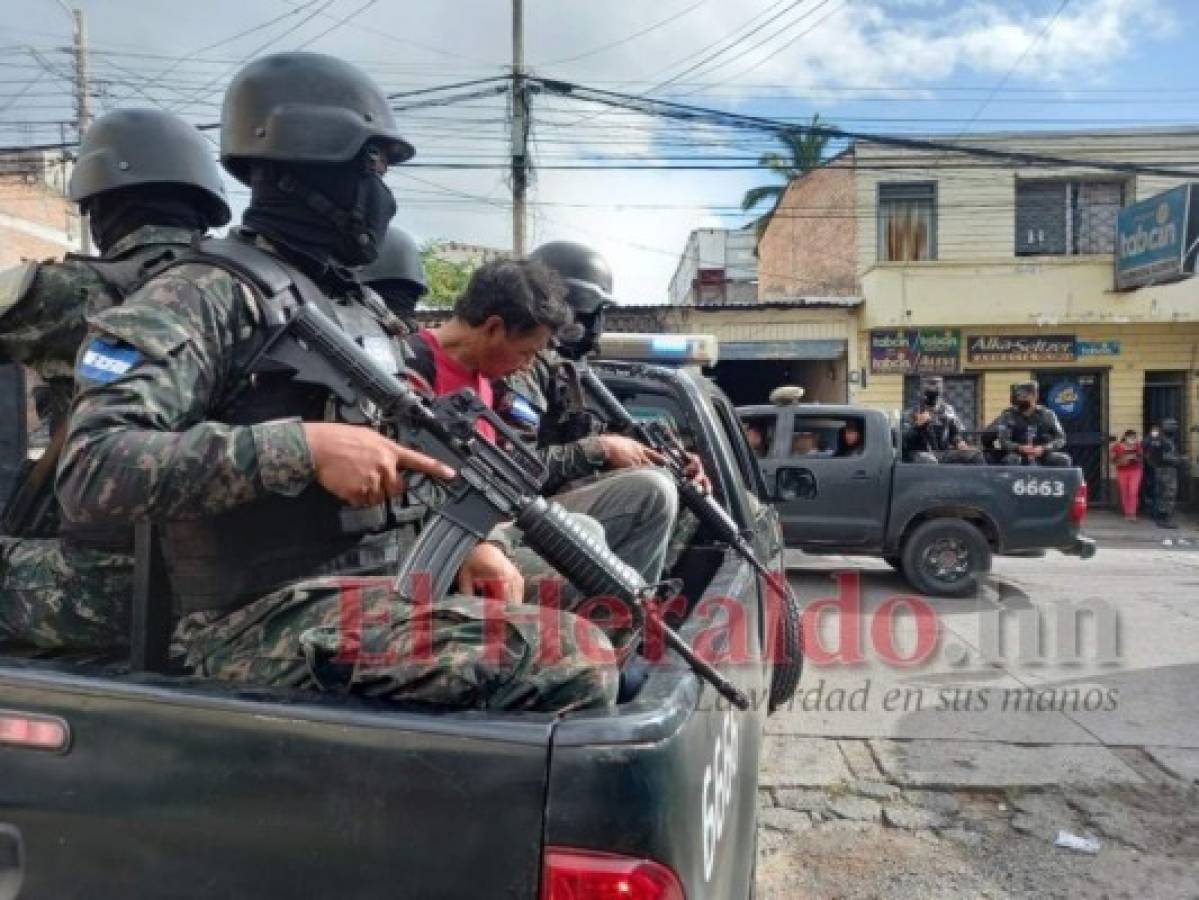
[719,339,846,361]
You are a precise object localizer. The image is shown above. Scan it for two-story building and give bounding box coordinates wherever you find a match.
[759,128,1199,499]
[0,150,81,268]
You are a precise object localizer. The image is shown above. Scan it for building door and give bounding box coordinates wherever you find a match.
[1036,370,1107,500]
[1144,371,1189,501]
[903,375,980,432]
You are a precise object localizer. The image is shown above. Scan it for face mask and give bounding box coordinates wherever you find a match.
[922,390,940,406]
[336,172,396,267]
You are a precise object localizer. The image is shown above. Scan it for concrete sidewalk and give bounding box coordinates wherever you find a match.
[1081,507,1199,550]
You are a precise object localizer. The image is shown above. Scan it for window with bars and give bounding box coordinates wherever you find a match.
[1015,180,1125,256]
[878,182,936,262]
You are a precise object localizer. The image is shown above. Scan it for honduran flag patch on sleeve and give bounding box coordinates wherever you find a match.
[508,393,540,428]
[79,337,141,383]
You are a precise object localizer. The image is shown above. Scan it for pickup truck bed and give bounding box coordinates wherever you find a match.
[0,362,789,899]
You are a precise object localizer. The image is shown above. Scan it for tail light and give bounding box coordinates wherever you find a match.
[0,712,70,752]
[542,848,685,900]
[1070,483,1088,524]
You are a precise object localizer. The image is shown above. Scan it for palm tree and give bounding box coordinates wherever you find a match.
[740,115,830,241]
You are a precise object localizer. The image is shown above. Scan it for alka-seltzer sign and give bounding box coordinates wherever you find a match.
[967,334,1076,364]
[1115,183,1199,291]
[870,329,961,374]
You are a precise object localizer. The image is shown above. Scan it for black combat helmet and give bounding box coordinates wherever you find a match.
[529,241,615,357]
[68,108,231,226]
[360,226,427,314]
[220,52,414,185]
[1160,417,1179,434]
[529,241,614,316]
[1010,381,1039,406]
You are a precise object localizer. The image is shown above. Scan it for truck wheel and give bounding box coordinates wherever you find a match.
[768,579,804,714]
[883,554,902,571]
[901,519,991,598]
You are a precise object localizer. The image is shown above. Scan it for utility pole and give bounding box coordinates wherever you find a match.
[510,0,528,256]
[56,2,91,253]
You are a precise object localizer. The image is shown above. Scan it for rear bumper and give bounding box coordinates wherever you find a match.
[1062,535,1097,559]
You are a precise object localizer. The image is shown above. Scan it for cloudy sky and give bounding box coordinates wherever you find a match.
[0,0,1191,299]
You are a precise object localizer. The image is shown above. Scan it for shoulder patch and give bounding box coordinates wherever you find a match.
[505,392,541,428]
[78,337,142,383]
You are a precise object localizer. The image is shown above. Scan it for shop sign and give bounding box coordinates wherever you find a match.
[1076,340,1121,357]
[966,334,1076,364]
[1045,378,1086,419]
[869,328,960,374]
[1115,184,1198,291]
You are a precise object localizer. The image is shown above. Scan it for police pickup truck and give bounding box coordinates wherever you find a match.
[739,395,1095,597]
[0,335,799,900]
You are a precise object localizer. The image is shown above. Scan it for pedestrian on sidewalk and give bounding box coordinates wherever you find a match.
[1110,430,1144,520]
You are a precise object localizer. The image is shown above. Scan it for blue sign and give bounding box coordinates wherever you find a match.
[1077,340,1120,357]
[1046,379,1086,419]
[1115,184,1196,290]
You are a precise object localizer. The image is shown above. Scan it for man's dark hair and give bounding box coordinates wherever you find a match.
[453,258,571,335]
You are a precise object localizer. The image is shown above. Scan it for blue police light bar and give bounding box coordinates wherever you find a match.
[596,333,719,367]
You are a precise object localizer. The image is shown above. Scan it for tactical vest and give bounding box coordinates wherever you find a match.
[145,235,415,614]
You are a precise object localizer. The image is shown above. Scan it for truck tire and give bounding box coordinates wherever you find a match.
[768,579,804,713]
[900,519,991,598]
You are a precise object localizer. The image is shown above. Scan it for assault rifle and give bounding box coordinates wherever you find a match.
[570,361,782,588]
[255,301,749,710]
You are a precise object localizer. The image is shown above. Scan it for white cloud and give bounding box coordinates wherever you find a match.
[2,0,1177,299]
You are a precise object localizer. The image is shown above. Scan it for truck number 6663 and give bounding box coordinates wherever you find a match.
[701,710,740,882]
[1012,477,1065,498]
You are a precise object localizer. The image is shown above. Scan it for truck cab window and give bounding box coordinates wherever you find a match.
[792,416,866,458]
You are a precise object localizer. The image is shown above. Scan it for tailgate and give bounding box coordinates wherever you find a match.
[0,668,553,899]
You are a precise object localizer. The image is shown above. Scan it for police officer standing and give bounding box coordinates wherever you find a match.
[1,108,231,651]
[901,375,983,464]
[57,53,618,712]
[1144,418,1184,528]
[993,382,1071,467]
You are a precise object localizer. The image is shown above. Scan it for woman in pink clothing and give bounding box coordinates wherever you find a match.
[1110,430,1144,520]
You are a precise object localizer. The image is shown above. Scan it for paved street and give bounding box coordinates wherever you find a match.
[757,518,1199,898]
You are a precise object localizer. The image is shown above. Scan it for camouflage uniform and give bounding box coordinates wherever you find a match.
[1143,430,1182,526]
[0,226,197,651]
[57,251,618,711]
[495,350,684,588]
[495,350,608,493]
[993,405,1071,467]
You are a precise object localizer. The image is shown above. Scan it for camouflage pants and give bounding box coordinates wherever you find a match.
[0,538,131,649]
[1153,467,1178,523]
[174,577,619,713]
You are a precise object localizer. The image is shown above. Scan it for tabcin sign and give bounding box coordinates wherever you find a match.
[1115,184,1198,291]
[966,334,1076,364]
[870,328,961,374]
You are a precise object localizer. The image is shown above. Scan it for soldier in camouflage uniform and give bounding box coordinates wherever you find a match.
[494,241,684,588]
[57,53,617,711]
[360,225,426,335]
[0,108,231,650]
[993,382,1071,467]
[1144,419,1183,529]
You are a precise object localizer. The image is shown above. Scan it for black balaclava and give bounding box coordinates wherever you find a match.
[920,377,943,407]
[370,280,424,319]
[88,184,210,256]
[243,147,396,275]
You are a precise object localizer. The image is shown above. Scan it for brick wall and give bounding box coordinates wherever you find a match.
[757,160,858,299]
[0,174,78,267]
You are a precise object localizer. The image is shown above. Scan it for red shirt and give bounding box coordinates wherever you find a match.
[416,329,495,442]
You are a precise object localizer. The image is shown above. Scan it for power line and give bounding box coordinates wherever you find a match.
[533,0,710,68]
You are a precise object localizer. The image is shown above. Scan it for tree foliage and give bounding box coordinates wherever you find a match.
[419,242,477,308]
[740,115,831,243]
